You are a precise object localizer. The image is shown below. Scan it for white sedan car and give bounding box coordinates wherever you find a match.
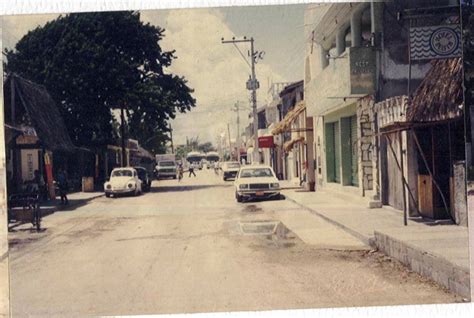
[104,167,142,197]
[222,161,241,181]
[234,165,280,202]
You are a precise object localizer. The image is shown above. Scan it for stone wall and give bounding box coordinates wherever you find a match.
[454,161,468,227]
[357,96,375,192]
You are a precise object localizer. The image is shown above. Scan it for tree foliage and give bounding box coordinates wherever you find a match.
[5,11,195,148]
[174,136,216,160]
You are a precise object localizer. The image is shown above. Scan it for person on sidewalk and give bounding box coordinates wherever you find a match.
[177,163,184,182]
[300,161,307,186]
[33,170,47,201]
[56,168,69,205]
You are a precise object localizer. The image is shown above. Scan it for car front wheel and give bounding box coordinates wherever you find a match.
[235,192,242,203]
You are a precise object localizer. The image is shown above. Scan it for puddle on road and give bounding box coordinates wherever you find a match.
[235,220,298,249]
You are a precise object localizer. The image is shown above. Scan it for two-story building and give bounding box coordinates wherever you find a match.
[304,1,466,223]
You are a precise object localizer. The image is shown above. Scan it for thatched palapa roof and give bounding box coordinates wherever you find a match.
[407,58,463,123]
[4,74,75,152]
[271,101,306,135]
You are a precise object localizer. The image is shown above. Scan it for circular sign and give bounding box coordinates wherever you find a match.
[430,27,459,56]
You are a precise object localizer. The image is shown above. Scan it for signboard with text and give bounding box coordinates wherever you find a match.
[410,25,461,60]
[349,47,376,95]
[258,136,274,148]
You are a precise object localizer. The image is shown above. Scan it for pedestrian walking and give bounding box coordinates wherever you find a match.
[188,164,196,177]
[177,163,184,182]
[300,161,307,186]
[57,168,69,205]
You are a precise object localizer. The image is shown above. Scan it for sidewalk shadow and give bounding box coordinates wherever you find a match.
[151,184,230,193]
[408,216,455,226]
[52,198,98,212]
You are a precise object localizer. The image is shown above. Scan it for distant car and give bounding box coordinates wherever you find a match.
[222,161,240,181]
[234,165,280,202]
[104,167,142,197]
[134,166,152,192]
[155,160,177,179]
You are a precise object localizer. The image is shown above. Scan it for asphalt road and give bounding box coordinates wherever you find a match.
[9,169,460,316]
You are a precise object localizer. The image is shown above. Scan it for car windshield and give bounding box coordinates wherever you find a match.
[112,170,133,177]
[159,161,175,167]
[239,168,274,178]
[226,162,240,168]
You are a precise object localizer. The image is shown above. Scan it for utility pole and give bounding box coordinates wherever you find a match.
[231,102,241,163]
[221,36,263,164]
[169,123,174,154]
[227,123,232,160]
[231,101,251,163]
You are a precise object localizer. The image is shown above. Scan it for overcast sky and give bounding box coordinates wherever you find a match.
[3,4,306,145]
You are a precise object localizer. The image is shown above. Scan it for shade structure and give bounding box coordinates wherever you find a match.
[271,101,306,135]
[283,136,305,152]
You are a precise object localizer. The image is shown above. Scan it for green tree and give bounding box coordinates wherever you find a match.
[197,142,216,153]
[5,11,195,148]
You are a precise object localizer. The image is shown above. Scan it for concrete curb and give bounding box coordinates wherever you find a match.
[374,231,471,299]
[284,191,470,298]
[284,193,372,246]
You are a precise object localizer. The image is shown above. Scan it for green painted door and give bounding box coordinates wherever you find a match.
[350,115,359,186]
[325,123,335,182]
[326,121,341,183]
[334,122,341,183]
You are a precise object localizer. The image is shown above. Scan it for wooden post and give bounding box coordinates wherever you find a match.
[10,75,19,190]
[120,104,127,167]
[399,131,408,226]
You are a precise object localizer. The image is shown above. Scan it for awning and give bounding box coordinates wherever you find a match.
[272,101,306,135]
[4,74,75,152]
[407,57,463,123]
[283,136,305,152]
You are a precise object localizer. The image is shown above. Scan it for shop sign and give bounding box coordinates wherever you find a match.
[258,136,274,148]
[349,47,376,95]
[410,25,461,60]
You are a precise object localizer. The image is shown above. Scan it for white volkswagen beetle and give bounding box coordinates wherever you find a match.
[234,165,280,202]
[104,167,142,197]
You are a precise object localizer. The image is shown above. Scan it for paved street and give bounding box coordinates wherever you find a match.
[9,169,460,316]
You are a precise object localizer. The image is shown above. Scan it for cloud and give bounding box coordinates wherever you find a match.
[2,14,59,50]
[141,8,284,145]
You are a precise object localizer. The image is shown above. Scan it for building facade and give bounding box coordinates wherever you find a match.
[304,0,465,222]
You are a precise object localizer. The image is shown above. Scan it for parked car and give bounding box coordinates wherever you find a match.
[134,166,152,192]
[234,165,280,202]
[222,161,240,181]
[104,167,142,197]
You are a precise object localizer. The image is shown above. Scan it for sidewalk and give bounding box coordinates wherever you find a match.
[280,179,303,190]
[8,191,104,231]
[283,188,471,299]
